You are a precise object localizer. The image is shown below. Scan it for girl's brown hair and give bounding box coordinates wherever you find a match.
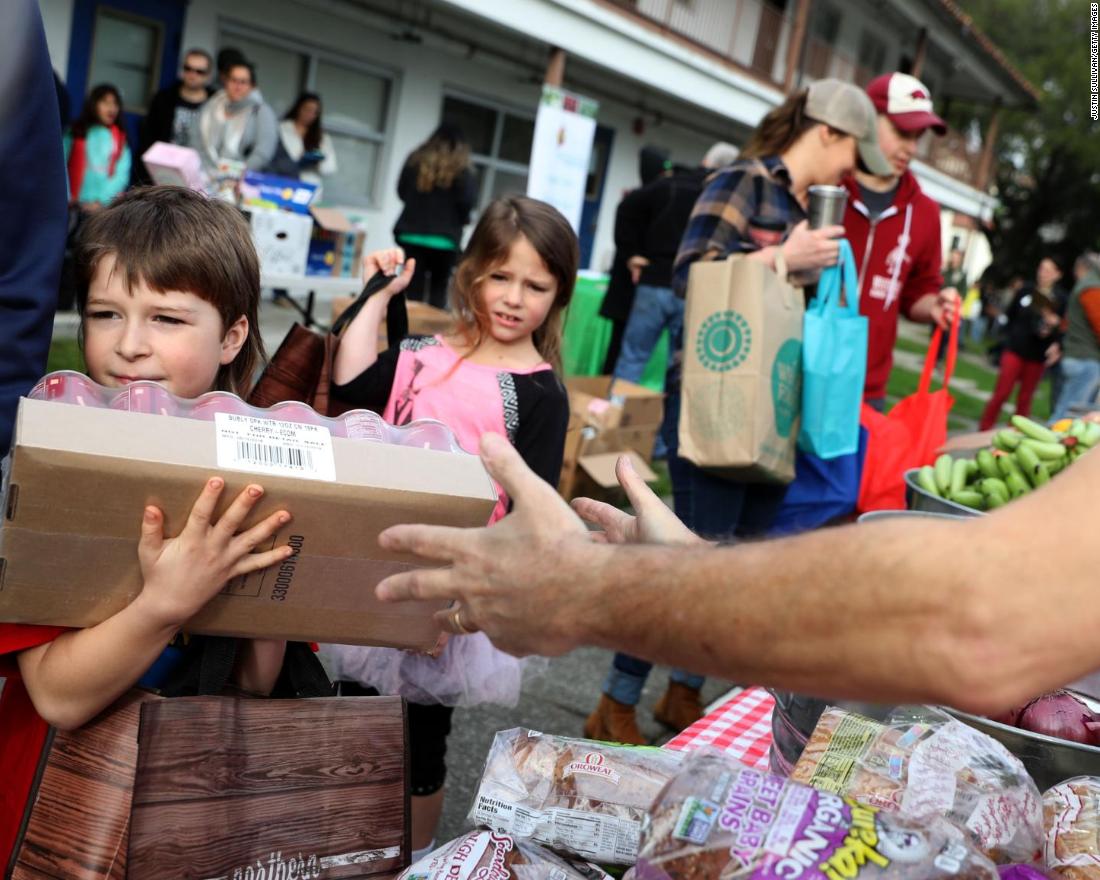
[740,89,819,160]
[450,196,578,372]
[408,123,472,192]
[75,186,266,395]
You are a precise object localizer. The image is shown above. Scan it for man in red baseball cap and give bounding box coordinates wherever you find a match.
[842,72,960,410]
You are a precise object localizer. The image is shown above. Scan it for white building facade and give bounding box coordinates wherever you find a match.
[40,0,1035,281]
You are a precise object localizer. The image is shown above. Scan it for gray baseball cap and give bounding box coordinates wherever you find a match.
[804,78,894,176]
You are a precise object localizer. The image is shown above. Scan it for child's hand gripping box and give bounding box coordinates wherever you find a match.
[0,387,496,650]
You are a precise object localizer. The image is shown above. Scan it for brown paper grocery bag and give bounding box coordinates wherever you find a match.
[679,253,804,484]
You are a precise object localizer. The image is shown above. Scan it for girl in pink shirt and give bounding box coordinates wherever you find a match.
[326,196,577,857]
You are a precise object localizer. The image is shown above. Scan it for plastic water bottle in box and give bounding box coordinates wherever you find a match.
[28,371,465,453]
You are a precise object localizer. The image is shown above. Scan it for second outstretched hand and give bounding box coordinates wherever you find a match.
[571,455,704,547]
[363,247,415,300]
[134,477,293,630]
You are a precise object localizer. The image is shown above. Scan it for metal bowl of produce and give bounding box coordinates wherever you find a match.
[904,468,984,517]
[946,693,1100,790]
[857,509,967,524]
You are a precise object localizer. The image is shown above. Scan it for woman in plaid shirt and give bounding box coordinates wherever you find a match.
[581,80,894,745]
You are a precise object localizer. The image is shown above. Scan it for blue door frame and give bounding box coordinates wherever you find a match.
[578,123,614,270]
[66,0,187,147]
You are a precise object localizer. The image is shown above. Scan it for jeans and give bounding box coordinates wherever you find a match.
[603,379,703,707]
[612,284,683,384]
[1053,357,1100,420]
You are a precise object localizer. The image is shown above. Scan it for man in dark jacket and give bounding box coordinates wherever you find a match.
[0,0,67,456]
[137,49,214,180]
[598,145,670,373]
[611,142,739,383]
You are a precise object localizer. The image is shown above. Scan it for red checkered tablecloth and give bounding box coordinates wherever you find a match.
[664,686,775,769]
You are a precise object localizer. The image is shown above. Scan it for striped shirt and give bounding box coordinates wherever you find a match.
[672,156,805,298]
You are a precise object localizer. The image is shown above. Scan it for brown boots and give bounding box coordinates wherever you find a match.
[653,682,704,732]
[583,694,647,745]
[584,684,704,745]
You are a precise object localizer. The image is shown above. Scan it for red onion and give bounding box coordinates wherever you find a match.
[1016,690,1100,745]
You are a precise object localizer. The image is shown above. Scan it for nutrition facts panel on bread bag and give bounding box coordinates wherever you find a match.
[471,795,640,864]
[214,413,336,482]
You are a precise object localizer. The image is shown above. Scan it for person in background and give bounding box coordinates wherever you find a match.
[840,73,959,410]
[64,84,131,213]
[598,145,671,373]
[581,80,890,746]
[392,123,477,309]
[191,60,278,173]
[216,47,247,88]
[1052,252,1100,420]
[579,142,737,745]
[611,142,739,385]
[0,0,67,458]
[979,256,1064,429]
[279,92,338,201]
[139,49,214,163]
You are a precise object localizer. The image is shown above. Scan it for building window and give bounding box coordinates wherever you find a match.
[857,30,888,85]
[88,8,163,113]
[219,24,392,207]
[441,94,534,211]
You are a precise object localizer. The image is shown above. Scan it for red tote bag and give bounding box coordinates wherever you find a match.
[858,318,959,512]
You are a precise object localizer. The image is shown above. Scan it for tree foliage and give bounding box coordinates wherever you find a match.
[960,0,1100,280]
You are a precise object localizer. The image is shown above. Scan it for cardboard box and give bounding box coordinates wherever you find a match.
[564,375,664,428]
[239,170,318,214]
[141,142,207,191]
[0,398,497,649]
[307,208,366,278]
[558,375,664,499]
[250,208,313,277]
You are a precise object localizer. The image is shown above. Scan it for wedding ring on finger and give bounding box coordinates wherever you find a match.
[448,604,476,635]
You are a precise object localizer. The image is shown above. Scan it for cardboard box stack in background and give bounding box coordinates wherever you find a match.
[240,172,366,280]
[0,398,496,650]
[558,376,664,499]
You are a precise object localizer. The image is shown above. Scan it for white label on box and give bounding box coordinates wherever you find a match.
[214,413,335,482]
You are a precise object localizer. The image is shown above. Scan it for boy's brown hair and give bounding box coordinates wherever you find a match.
[451,196,578,372]
[76,186,265,395]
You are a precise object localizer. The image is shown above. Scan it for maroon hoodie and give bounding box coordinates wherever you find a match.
[842,171,944,400]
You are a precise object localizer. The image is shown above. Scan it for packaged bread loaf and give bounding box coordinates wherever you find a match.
[399,830,609,880]
[469,728,683,864]
[1043,777,1100,880]
[636,750,1000,880]
[790,707,1043,864]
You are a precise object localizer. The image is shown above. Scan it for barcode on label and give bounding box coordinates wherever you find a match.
[235,440,314,470]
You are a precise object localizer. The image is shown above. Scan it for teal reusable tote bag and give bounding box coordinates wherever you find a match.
[798,238,868,459]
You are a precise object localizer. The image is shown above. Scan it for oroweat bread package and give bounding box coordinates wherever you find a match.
[635,750,1001,880]
[469,728,684,865]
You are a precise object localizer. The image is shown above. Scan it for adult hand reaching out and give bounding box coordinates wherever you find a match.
[375,434,600,657]
[571,455,703,547]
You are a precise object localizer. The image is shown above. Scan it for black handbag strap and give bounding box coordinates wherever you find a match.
[332,270,408,347]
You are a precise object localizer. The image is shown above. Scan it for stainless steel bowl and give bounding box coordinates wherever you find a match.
[946,694,1100,790]
[904,468,984,517]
